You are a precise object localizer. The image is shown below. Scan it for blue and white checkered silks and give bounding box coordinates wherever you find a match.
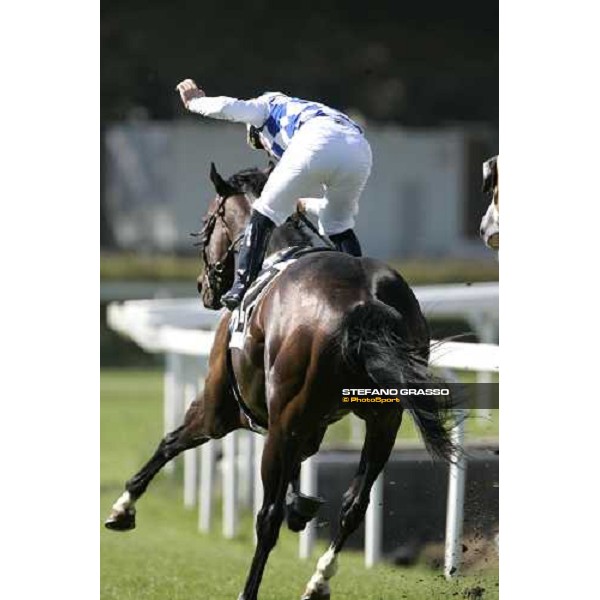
[256,93,362,160]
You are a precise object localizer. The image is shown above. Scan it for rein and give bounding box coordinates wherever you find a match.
[192,194,244,289]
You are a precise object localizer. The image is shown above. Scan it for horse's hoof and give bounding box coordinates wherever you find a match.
[287,513,308,532]
[300,591,330,600]
[104,507,136,531]
[286,493,325,532]
[300,582,331,600]
[294,493,325,514]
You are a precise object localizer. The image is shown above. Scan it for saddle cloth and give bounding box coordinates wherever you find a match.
[228,245,330,350]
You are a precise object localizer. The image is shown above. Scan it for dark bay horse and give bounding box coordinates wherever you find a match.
[105,163,456,600]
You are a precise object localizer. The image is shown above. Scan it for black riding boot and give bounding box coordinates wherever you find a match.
[329,229,362,257]
[221,210,275,311]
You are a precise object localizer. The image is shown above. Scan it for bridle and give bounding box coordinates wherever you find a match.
[193,194,244,292]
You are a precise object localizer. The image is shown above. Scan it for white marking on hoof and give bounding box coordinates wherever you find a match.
[303,581,330,599]
[111,491,134,516]
[304,546,338,597]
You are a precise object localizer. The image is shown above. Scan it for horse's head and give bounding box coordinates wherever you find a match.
[195,163,252,309]
[196,163,274,309]
[480,155,499,251]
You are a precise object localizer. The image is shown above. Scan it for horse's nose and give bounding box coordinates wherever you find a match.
[479,226,485,237]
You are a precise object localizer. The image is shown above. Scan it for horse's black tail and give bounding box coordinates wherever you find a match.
[337,301,458,463]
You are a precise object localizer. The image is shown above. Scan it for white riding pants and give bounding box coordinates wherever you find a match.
[252,117,372,234]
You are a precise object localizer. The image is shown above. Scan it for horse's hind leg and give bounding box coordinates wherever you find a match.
[300,449,367,600]
[301,412,402,600]
[239,420,303,600]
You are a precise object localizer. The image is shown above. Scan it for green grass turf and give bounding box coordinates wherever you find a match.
[101,369,498,600]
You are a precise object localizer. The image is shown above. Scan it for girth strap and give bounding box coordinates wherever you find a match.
[226,344,268,433]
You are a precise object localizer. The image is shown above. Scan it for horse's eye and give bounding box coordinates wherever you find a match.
[214,262,225,273]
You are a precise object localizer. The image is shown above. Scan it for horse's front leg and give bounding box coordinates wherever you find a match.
[105,384,244,531]
[239,424,300,600]
[105,421,202,531]
[105,315,244,531]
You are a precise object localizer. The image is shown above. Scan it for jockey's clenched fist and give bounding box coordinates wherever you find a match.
[176,79,205,108]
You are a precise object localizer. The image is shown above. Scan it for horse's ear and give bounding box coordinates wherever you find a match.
[209,162,233,197]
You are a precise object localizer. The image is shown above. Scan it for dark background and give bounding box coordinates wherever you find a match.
[101,0,498,126]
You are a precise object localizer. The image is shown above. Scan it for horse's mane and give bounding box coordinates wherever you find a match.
[226,168,269,200]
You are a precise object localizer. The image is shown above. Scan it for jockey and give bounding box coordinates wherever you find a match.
[176,79,373,310]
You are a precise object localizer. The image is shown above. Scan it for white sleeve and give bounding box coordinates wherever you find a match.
[187,96,269,127]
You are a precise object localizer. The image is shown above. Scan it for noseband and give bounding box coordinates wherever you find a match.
[193,195,244,291]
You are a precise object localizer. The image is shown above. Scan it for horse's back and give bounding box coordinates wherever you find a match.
[257,251,428,346]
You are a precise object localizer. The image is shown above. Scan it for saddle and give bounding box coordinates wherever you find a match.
[228,245,333,350]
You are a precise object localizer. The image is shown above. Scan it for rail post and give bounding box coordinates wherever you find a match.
[365,473,384,567]
[223,431,238,538]
[199,439,216,532]
[298,456,318,559]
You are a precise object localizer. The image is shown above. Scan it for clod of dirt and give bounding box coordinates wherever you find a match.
[463,585,485,599]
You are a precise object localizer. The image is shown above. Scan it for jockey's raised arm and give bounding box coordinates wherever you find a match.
[187,95,270,127]
[177,79,268,126]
